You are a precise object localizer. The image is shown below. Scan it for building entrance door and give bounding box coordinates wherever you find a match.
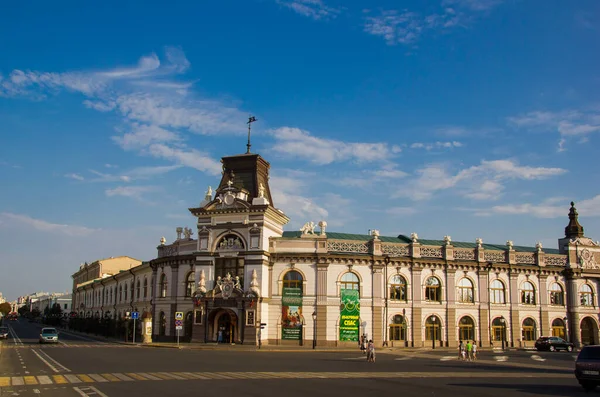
[581,317,597,346]
[217,311,235,344]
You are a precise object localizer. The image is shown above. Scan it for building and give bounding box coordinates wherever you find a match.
[30,293,72,316]
[72,149,600,349]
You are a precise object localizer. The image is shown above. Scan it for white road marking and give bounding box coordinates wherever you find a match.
[440,356,456,361]
[530,354,546,362]
[342,357,368,360]
[11,376,24,385]
[65,374,81,383]
[394,357,410,360]
[31,349,60,373]
[89,374,109,382]
[37,376,52,384]
[8,326,24,346]
[36,349,71,372]
[73,386,109,397]
[34,389,41,394]
[494,356,509,362]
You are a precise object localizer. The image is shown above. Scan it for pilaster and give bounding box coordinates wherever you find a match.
[509,271,519,348]
[478,270,490,346]
[316,262,329,346]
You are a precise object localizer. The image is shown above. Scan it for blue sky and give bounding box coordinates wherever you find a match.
[1,0,599,300]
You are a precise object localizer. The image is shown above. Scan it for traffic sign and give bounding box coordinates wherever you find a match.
[175,319,183,327]
[176,325,183,330]
[131,311,139,320]
[175,312,184,321]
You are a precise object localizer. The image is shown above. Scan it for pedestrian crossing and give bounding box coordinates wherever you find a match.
[0,370,573,387]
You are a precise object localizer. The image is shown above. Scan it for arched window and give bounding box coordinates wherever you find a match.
[136,280,141,299]
[522,317,536,341]
[159,312,166,336]
[130,282,134,301]
[425,277,441,302]
[124,283,128,301]
[425,315,441,341]
[551,318,566,339]
[491,317,507,342]
[389,314,406,341]
[160,273,168,298]
[581,284,594,306]
[283,270,303,290]
[185,272,195,297]
[457,278,474,303]
[340,272,360,293]
[119,285,123,302]
[143,278,148,299]
[389,275,407,301]
[490,279,505,304]
[521,281,536,305]
[110,288,113,304]
[549,283,564,306]
[459,316,475,341]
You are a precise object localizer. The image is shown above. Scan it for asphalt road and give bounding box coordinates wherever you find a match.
[0,318,587,397]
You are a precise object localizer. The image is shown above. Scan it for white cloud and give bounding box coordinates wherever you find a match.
[83,99,116,112]
[442,0,503,12]
[508,108,600,150]
[64,173,84,181]
[104,164,118,168]
[276,0,341,20]
[395,159,567,201]
[112,123,182,150]
[97,53,161,79]
[269,127,399,165]
[105,185,159,202]
[146,144,222,175]
[482,195,600,219]
[410,141,462,150]
[0,212,98,236]
[88,164,180,183]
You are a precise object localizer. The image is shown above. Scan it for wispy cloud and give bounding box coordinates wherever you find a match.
[477,195,600,218]
[275,0,342,20]
[364,0,502,46]
[0,212,98,237]
[64,173,85,181]
[508,108,600,151]
[394,159,567,201]
[88,165,181,183]
[269,126,401,165]
[105,185,159,202]
[410,141,463,150]
[0,160,22,169]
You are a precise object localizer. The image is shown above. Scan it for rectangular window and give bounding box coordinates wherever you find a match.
[194,310,203,325]
[215,258,245,286]
[64,304,67,310]
[246,310,255,326]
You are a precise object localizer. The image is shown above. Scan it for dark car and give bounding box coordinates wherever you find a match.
[575,345,600,391]
[0,326,8,339]
[535,336,574,352]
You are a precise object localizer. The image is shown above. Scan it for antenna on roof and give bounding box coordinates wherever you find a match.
[246,116,257,154]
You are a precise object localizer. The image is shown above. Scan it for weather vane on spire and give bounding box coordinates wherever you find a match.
[246,115,257,154]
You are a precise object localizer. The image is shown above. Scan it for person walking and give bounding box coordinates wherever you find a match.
[458,340,464,361]
[472,341,478,361]
[466,340,473,361]
[366,340,376,363]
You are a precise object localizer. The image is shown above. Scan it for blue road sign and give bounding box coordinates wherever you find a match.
[131,311,139,320]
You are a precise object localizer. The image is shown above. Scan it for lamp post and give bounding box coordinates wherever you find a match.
[563,316,569,342]
[500,316,506,351]
[431,315,437,349]
[312,311,317,349]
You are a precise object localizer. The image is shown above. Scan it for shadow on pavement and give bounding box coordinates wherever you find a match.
[430,362,572,374]
[448,383,587,396]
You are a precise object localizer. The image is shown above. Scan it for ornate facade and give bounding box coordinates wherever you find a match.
[73,150,600,348]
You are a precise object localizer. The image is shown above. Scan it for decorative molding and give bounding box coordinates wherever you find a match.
[454,249,476,261]
[516,253,536,265]
[421,246,443,259]
[327,241,369,253]
[484,251,506,263]
[381,244,410,257]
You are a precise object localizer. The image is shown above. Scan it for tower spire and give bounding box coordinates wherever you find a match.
[565,201,585,238]
[246,116,257,154]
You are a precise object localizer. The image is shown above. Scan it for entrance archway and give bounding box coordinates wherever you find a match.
[184,311,193,342]
[208,309,238,344]
[581,317,598,346]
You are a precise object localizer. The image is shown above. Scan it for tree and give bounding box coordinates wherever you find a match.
[0,302,12,316]
[18,305,29,316]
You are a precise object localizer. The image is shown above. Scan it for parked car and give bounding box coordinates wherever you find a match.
[39,327,59,344]
[575,345,600,391]
[0,326,8,339]
[535,336,574,352]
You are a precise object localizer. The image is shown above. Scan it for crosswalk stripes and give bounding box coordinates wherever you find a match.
[2,344,133,349]
[0,370,573,387]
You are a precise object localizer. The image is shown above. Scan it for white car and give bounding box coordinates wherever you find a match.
[39,327,59,344]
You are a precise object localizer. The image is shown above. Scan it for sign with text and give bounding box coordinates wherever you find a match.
[339,289,360,341]
[131,311,139,320]
[282,287,303,340]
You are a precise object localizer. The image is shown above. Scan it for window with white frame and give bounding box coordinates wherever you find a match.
[457,278,474,303]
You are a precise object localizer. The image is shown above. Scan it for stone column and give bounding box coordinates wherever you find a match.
[509,272,520,348]
[478,269,490,347]
[539,275,549,338]
[566,271,582,347]
[411,264,422,347]
[170,264,180,338]
[371,263,384,346]
[446,268,457,348]
[316,262,329,346]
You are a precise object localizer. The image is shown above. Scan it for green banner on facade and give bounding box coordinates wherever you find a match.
[282,287,303,340]
[339,289,360,341]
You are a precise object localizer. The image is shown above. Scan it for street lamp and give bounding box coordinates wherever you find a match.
[430,315,437,349]
[563,316,569,342]
[500,316,506,351]
[312,311,317,349]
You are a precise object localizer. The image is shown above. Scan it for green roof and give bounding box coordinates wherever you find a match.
[280,231,560,254]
